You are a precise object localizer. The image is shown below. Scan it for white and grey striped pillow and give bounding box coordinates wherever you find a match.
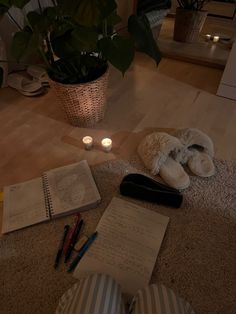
[130,284,195,314]
[56,273,125,314]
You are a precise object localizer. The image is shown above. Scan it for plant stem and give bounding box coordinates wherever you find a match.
[37,0,55,67]
[7,12,23,31]
[51,0,57,7]
[45,35,55,65]
[37,0,43,13]
[103,19,108,37]
[115,25,128,34]
[38,48,52,70]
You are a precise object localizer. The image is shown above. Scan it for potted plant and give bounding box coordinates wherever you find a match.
[174,0,209,43]
[0,0,161,127]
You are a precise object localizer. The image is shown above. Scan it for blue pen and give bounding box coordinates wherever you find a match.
[67,231,98,273]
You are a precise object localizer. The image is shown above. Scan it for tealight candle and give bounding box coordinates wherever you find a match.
[205,34,211,41]
[82,136,93,150]
[101,138,112,152]
[213,35,219,43]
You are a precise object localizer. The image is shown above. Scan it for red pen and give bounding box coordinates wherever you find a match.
[63,213,81,256]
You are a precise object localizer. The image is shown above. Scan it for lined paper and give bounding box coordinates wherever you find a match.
[74,197,169,295]
[2,178,48,233]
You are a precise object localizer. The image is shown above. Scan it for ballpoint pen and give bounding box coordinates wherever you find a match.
[64,213,81,256]
[67,231,98,273]
[64,219,84,263]
[54,224,70,269]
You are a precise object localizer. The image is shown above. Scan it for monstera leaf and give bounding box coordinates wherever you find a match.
[27,11,51,33]
[51,25,98,59]
[96,0,117,19]
[0,5,8,15]
[98,35,135,75]
[11,0,31,9]
[128,15,161,65]
[0,0,10,15]
[11,27,40,62]
[71,0,117,26]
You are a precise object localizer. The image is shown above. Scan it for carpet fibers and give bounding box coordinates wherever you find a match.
[0,158,235,314]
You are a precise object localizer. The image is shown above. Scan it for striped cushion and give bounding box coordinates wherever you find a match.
[130,284,195,314]
[56,275,195,314]
[56,273,125,314]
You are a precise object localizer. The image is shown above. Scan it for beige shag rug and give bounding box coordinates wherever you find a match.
[0,157,236,314]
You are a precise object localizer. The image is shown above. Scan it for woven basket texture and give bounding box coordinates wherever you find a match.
[174,8,207,43]
[51,68,109,127]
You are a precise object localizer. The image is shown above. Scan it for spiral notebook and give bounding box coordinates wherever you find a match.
[2,160,101,234]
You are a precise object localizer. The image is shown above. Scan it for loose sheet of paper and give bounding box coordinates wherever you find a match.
[2,178,48,233]
[73,197,169,295]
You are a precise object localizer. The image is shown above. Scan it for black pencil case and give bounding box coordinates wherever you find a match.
[120,173,183,208]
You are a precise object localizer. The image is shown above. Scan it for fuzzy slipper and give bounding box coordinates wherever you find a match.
[7,73,45,97]
[174,128,215,178]
[137,132,190,190]
[27,65,50,87]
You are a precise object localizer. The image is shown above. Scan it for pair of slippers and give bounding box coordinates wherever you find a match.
[138,128,215,190]
[8,66,49,97]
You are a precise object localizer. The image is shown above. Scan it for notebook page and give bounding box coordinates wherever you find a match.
[44,160,101,217]
[73,197,169,295]
[2,178,48,233]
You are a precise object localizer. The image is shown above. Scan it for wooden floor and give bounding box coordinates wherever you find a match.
[0,54,236,227]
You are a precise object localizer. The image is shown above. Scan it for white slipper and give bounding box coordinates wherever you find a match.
[174,128,215,178]
[8,73,42,93]
[27,66,49,87]
[18,87,46,97]
[138,132,190,190]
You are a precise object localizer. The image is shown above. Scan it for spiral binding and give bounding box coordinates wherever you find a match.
[42,173,53,218]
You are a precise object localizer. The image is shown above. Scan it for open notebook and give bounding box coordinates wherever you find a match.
[2,160,101,234]
[73,197,169,295]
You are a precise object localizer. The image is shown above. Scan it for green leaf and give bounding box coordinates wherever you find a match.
[70,26,98,52]
[11,0,30,9]
[96,0,117,19]
[51,25,98,58]
[51,34,75,59]
[106,11,122,26]
[0,0,10,6]
[0,0,10,15]
[74,0,101,27]
[27,11,40,29]
[44,6,58,19]
[98,35,135,75]
[51,20,74,38]
[128,15,162,65]
[57,0,80,16]
[27,11,49,33]
[0,4,9,15]
[11,28,40,62]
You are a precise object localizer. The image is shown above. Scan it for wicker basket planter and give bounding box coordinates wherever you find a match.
[174,8,207,43]
[51,67,109,127]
